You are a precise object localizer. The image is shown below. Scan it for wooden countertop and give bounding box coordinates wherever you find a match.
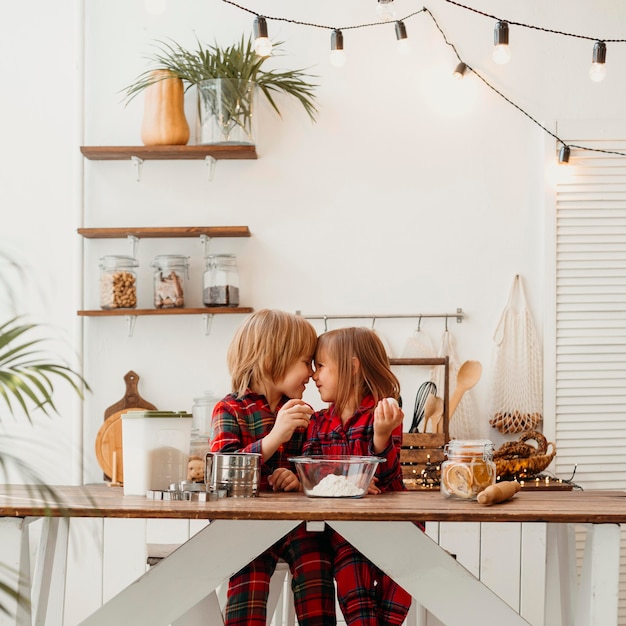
[1,484,625,524]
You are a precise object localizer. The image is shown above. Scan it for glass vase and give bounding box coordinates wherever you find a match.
[196,79,257,145]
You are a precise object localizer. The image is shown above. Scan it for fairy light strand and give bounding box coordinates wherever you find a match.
[442,0,626,44]
[220,0,626,160]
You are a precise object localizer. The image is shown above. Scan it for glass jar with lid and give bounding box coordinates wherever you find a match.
[440,439,496,500]
[99,255,139,310]
[203,254,240,307]
[151,254,190,309]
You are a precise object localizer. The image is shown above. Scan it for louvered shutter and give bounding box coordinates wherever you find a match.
[553,123,626,624]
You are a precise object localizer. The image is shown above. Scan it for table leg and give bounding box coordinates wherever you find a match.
[31,517,69,626]
[78,519,299,626]
[0,517,30,626]
[328,520,530,626]
[574,524,620,626]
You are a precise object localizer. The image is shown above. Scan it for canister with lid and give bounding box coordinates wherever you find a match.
[203,254,240,307]
[440,439,496,500]
[99,255,139,310]
[151,254,189,309]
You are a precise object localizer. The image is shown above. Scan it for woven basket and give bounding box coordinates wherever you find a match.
[493,431,556,480]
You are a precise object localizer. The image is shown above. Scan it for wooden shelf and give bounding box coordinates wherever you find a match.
[78,307,253,317]
[80,145,257,161]
[77,226,251,239]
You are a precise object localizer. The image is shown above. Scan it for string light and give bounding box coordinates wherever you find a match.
[330,29,347,68]
[253,16,272,57]
[395,20,410,55]
[589,41,607,82]
[493,20,511,65]
[220,0,626,162]
[558,145,571,164]
[453,62,468,79]
[376,0,396,23]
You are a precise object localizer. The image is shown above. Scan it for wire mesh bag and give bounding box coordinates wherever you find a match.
[488,275,543,434]
[430,328,479,439]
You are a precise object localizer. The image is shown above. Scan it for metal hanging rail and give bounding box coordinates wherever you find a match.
[296,308,464,326]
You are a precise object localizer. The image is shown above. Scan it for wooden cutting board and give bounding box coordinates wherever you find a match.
[95,371,157,482]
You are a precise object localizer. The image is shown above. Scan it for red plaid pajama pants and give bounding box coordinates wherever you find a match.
[327,527,412,626]
[224,521,337,626]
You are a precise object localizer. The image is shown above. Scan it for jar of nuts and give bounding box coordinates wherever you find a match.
[151,254,189,309]
[99,255,139,310]
[440,439,496,500]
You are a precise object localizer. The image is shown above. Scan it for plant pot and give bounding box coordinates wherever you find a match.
[196,79,257,145]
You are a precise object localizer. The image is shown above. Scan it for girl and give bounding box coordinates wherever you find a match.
[304,326,412,626]
[210,309,337,626]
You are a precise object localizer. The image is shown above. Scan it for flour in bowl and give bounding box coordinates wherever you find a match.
[309,474,364,497]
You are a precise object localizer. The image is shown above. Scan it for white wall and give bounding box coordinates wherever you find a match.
[2,0,626,482]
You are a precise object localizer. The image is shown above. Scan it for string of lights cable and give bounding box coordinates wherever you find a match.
[220,0,626,161]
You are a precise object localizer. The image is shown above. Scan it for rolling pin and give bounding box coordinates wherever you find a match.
[477,481,521,505]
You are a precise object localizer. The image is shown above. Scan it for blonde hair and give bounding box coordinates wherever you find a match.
[315,327,400,418]
[228,309,317,397]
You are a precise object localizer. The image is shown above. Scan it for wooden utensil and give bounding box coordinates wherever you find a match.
[422,394,443,433]
[95,371,157,482]
[449,360,482,419]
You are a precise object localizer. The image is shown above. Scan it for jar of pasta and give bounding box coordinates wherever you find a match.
[440,439,496,500]
[202,254,240,307]
[151,254,189,309]
[99,255,139,310]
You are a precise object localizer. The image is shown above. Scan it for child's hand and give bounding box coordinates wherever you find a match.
[373,397,404,453]
[269,468,301,492]
[272,399,313,444]
[367,475,381,495]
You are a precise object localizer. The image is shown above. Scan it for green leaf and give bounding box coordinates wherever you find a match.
[122,35,318,121]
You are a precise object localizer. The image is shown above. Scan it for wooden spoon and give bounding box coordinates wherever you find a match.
[449,360,482,418]
[429,396,445,433]
[423,395,444,433]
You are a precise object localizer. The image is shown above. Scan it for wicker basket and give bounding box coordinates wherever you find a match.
[493,430,556,480]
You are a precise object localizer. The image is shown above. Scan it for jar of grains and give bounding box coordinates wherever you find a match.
[99,255,139,310]
[202,254,240,307]
[151,254,190,309]
[440,439,496,500]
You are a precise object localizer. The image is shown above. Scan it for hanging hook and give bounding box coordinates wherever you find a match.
[417,314,422,332]
[323,316,328,332]
[444,315,449,332]
[371,316,377,330]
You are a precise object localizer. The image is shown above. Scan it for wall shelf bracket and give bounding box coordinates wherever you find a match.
[200,234,212,257]
[205,155,217,182]
[202,313,214,336]
[125,315,137,337]
[127,234,140,257]
[131,156,144,182]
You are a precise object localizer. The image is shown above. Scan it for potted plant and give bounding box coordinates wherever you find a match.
[124,35,319,146]
[0,252,89,616]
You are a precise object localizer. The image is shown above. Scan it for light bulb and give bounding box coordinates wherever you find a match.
[558,145,570,165]
[376,0,396,22]
[330,30,347,67]
[396,39,411,55]
[492,44,511,65]
[453,62,467,80]
[589,41,607,82]
[395,21,410,55]
[493,21,510,65]
[330,50,347,68]
[254,37,273,57]
[253,16,272,57]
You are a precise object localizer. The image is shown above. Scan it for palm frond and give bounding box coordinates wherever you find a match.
[0,317,89,424]
[122,35,318,121]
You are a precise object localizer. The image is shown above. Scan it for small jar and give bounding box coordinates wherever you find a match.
[99,255,139,310]
[440,439,496,500]
[203,254,240,307]
[151,254,189,309]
